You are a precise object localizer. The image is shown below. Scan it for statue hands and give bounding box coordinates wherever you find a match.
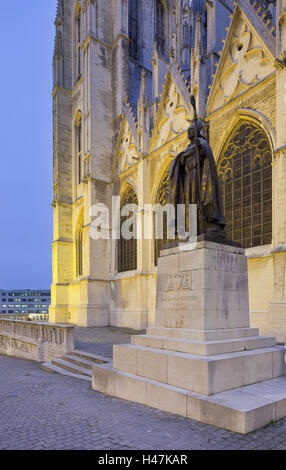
[178,139,200,165]
[179,155,185,166]
[195,138,201,150]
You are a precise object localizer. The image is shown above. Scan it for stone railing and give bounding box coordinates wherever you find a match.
[0,319,75,362]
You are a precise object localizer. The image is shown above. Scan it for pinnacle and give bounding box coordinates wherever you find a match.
[55,0,64,24]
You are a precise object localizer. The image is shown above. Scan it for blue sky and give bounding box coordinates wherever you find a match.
[0,0,58,289]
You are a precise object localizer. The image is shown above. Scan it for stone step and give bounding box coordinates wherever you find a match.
[132,334,276,356]
[41,362,92,382]
[50,358,93,377]
[147,326,260,342]
[69,349,111,364]
[41,350,111,382]
[63,354,105,370]
[113,343,286,396]
[92,362,286,434]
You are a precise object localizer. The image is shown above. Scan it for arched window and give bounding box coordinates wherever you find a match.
[77,214,84,277]
[75,4,81,80]
[118,186,138,273]
[218,121,272,248]
[129,0,140,60]
[75,112,82,184]
[155,0,166,56]
[94,0,99,37]
[154,165,170,266]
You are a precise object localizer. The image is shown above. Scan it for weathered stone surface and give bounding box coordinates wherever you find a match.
[156,242,250,330]
[0,319,74,363]
[92,363,286,434]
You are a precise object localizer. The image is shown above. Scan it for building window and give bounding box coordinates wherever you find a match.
[129,0,140,60]
[154,165,171,266]
[94,0,99,37]
[217,121,272,248]
[118,186,138,273]
[155,0,166,56]
[75,112,82,184]
[77,214,84,277]
[75,4,81,80]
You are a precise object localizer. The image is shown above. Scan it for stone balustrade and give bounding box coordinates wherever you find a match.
[0,319,75,362]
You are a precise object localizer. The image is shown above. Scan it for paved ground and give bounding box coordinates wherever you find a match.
[74,326,145,358]
[1,326,286,450]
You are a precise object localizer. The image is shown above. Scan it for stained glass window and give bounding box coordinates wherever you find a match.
[217,122,272,248]
[129,0,140,60]
[76,113,82,184]
[155,0,165,56]
[118,186,138,272]
[154,165,170,265]
[75,5,81,79]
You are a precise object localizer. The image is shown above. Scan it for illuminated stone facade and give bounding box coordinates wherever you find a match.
[50,0,286,341]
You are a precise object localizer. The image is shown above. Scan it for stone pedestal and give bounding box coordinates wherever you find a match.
[155,240,249,330]
[92,241,286,434]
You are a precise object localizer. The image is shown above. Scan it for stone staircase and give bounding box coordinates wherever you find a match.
[41,349,112,382]
[93,326,286,434]
[92,240,286,434]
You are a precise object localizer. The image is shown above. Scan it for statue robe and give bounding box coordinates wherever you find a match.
[169,135,225,234]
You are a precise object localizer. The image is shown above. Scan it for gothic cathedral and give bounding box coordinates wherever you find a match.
[50,0,286,342]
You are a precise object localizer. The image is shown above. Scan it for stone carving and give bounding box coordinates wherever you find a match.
[161,273,192,303]
[157,82,190,147]
[118,125,138,173]
[212,19,273,110]
[165,273,192,291]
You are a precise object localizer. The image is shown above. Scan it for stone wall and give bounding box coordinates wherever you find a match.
[0,320,75,363]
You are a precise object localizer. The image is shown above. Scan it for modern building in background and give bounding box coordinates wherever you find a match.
[0,290,51,321]
[50,0,286,342]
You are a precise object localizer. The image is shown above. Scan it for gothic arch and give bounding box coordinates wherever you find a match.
[150,155,173,205]
[74,1,81,17]
[119,179,138,204]
[213,109,275,164]
[217,119,273,248]
[118,184,138,273]
[153,162,171,265]
[74,110,82,127]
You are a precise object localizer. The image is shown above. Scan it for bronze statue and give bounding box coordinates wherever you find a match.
[169,96,226,240]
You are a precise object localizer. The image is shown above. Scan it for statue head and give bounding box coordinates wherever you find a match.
[188,119,204,141]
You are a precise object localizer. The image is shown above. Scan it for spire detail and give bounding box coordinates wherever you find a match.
[55,0,64,26]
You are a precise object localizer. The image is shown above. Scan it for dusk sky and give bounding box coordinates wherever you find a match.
[0,0,58,289]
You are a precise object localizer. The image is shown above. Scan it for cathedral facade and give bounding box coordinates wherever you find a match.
[50,0,286,342]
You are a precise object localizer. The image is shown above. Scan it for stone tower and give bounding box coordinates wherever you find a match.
[50,0,232,327]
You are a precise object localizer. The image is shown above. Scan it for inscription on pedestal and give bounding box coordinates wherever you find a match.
[160,273,192,303]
